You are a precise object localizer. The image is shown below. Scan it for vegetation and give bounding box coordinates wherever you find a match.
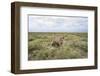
[28,32,88,60]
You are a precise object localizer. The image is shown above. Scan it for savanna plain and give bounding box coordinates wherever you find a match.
[28,32,88,60]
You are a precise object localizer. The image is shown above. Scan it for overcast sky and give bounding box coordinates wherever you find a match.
[28,15,88,32]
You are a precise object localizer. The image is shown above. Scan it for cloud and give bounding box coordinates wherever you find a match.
[29,15,88,32]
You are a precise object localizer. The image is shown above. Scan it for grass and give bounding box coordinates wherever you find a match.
[28,32,88,60]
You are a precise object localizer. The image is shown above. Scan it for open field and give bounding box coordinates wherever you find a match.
[28,32,88,60]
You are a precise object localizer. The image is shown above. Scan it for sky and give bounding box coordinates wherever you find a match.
[28,15,88,32]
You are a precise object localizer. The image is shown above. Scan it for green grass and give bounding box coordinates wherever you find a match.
[28,32,88,60]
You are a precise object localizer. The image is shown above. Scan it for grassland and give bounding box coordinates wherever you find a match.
[28,32,88,60]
